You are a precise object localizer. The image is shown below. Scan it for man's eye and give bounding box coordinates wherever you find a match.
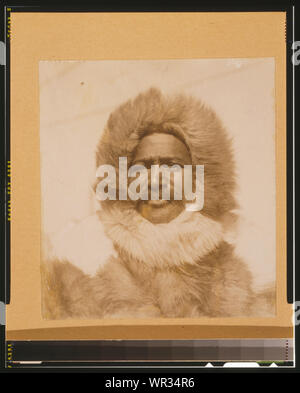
[132,161,145,167]
[169,162,183,168]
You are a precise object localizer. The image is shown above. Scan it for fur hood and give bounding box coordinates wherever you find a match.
[99,206,223,270]
[96,87,236,219]
[94,87,236,270]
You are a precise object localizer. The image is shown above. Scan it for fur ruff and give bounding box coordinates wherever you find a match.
[96,87,237,219]
[98,206,223,269]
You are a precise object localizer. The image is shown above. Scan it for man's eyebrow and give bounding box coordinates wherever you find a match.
[157,157,188,164]
[132,156,189,165]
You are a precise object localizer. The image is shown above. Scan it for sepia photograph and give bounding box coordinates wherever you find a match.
[39,58,276,320]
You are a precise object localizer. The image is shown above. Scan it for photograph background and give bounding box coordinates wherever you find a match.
[39,58,276,291]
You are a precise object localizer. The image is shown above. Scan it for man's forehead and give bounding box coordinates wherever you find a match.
[133,132,191,162]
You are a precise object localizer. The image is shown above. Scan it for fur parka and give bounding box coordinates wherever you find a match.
[41,88,275,319]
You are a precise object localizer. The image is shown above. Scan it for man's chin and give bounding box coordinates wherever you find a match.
[137,200,184,224]
[146,199,170,208]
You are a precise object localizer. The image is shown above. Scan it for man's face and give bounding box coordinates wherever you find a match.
[131,132,192,224]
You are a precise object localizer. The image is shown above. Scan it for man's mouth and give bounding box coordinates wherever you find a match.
[145,199,170,208]
[137,199,185,223]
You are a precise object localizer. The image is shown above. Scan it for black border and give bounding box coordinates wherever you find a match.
[0,0,299,375]
[286,3,294,304]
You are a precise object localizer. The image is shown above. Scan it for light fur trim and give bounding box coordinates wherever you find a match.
[99,207,223,269]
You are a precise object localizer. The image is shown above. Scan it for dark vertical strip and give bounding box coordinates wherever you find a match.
[294,4,300,371]
[5,6,11,305]
[0,7,5,307]
[0,3,6,371]
[286,6,294,304]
